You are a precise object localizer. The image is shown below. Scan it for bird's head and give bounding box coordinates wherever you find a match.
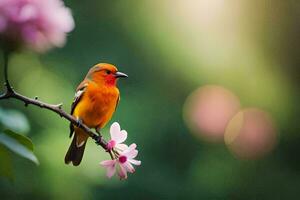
[87,63,128,86]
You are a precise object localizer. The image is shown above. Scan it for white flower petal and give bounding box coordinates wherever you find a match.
[100,159,115,167]
[110,122,120,135]
[124,162,135,173]
[100,160,117,178]
[110,122,127,143]
[106,165,116,178]
[122,143,137,155]
[123,147,138,159]
[118,164,127,179]
[115,143,128,151]
[112,129,127,144]
[119,130,128,143]
[129,143,137,150]
[128,150,138,159]
[129,159,141,166]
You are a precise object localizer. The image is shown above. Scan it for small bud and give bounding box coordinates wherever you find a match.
[57,103,63,109]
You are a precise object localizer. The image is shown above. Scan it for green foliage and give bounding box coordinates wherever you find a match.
[0,108,38,181]
[0,108,30,134]
[0,146,13,181]
[0,130,39,165]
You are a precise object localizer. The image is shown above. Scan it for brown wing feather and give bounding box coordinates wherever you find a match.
[115,95,120,112]
[69,80,88,138]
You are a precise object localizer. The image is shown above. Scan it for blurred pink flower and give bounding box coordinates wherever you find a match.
[0,0,74,52]
[107,122,128,151]
[225,108,277,159]
[100,143,141,180]
[184,85,240,142]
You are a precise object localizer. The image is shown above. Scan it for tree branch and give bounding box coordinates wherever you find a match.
[0,52,109,152]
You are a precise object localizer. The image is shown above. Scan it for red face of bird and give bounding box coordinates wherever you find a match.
[87,63,128,86]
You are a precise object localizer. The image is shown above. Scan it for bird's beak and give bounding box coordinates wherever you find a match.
[114,71,128,78]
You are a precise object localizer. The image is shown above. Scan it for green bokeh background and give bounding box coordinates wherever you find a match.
[0,0,299,199]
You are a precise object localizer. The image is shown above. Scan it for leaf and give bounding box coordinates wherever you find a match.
[0,145,13,181]
[0,130,39,165]
[0,108,30,134]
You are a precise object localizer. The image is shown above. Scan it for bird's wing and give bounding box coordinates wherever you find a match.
[115,95,120,112]
[69,81,88,138]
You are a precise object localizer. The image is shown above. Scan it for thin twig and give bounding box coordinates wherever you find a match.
[0,52,108,151]
[1,90,108,149]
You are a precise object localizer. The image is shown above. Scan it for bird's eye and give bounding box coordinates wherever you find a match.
[106,70,111,75]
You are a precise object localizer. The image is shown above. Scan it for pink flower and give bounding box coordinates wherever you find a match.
[107,122,128,151]
[100,159,117,178]
[100,143,141,179]
[117,143,141,179]
[0,0,74,52]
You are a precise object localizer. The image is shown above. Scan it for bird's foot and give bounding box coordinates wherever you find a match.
[94,135,103,145]
[76,118,83,127]
[96,127,102,136]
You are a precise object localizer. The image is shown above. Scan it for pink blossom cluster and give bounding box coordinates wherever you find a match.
[0,0,74,52]
[100,122,141,180]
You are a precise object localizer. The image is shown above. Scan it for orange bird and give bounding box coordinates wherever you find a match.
[65,63,128,166]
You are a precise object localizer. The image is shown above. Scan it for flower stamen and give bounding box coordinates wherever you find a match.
[118,155,127,164]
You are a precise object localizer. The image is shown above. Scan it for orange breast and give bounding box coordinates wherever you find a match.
[73,82,119,129]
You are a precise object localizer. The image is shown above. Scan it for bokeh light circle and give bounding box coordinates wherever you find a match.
[224,108,277,159]
[183,85,240,142]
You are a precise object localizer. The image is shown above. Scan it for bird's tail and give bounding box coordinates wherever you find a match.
[65,130,88,166]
